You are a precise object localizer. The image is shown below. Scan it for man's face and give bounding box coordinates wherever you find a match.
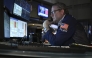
[51,6,64,23]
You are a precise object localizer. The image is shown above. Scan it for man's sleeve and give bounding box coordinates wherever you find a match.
[43,27,75,46]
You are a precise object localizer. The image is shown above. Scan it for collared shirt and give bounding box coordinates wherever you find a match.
[58,15,65,26]
[58,15,68,32]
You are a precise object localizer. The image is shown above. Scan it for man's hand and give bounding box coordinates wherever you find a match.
[43,39,51,45]
[43,20,51,32]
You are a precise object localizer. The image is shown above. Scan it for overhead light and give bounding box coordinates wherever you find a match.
[32,24,34,25]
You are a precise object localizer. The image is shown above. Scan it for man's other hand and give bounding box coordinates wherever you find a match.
[43,20,51,32]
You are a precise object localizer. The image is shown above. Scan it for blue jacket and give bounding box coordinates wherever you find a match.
[43,14,77,46]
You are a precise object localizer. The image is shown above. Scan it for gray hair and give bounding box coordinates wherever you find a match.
[52,2,69,14]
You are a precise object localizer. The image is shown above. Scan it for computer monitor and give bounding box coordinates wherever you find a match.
[13,3,22,16]
[38,5,48,18]
[18,20,27,37]
[4,12,10,38]
[13,0,31,21]
[10,17,27,37]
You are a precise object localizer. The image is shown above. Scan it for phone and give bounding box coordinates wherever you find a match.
[50,24,58,29]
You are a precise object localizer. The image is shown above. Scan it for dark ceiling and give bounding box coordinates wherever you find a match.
[26,0,53,6]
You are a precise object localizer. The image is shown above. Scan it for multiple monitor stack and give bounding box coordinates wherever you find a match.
[4,0,31,39]
[4,0,50,41]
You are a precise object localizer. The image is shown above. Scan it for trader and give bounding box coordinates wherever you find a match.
[42,2,90,46]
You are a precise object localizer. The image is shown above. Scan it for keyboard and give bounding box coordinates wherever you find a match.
[18,45,86,53]
[0,42,91,53]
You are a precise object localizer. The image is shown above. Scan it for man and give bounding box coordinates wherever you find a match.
[42,2,90,46]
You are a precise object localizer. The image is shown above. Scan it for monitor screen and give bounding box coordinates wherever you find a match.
[10,17,27,37]
[15,0,31,12]
[14,0,31,21]
[18,20,27,37]
[4,12,10,38]
[38,5,48,18]
[13,3,22,16]
[21,9,30,21]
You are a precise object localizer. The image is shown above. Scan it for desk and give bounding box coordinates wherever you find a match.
[0,49,92,58]
[0,42,92,58]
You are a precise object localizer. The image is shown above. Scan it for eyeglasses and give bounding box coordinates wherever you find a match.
[51,9,62,14]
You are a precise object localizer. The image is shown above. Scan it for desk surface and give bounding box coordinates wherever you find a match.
[0,42,92,58]
[0,49,92,58]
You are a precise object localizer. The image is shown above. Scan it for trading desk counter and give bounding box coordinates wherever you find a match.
[0,42,92,58]
[0,49,92,58]
[0,45,92,58]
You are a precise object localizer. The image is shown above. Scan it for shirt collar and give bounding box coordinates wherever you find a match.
[58,14,66,26]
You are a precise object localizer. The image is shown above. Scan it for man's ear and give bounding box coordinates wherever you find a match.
[61,9,64,14]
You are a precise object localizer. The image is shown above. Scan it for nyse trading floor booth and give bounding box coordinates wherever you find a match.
[1,0,92,58]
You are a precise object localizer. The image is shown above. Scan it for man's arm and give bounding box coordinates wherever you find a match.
[43,26,75,46]
[43,15,77,46]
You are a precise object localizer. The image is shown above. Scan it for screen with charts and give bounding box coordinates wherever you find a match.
[4,12,10,38]
[13,3,22,16]
[10,17,27,37]
[13,0,31,21]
